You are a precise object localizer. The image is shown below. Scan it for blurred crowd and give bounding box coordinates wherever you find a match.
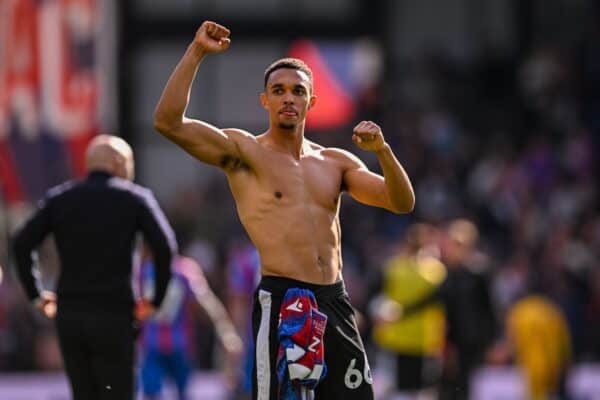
[1,29,599,400]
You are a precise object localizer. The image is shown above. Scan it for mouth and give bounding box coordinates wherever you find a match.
[279,108,298,117]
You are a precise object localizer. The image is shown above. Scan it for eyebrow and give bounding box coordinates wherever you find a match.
[269,83,308,90]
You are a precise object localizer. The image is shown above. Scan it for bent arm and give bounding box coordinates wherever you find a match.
[153,42,239,167]
[12,201,52,301]
[344,145,415,214]
[137,191,176,308]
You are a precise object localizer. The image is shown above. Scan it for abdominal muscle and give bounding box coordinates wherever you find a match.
[239,202,343,285]
[227,140,346,285]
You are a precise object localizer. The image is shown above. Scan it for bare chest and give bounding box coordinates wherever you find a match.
[230,150,343,212]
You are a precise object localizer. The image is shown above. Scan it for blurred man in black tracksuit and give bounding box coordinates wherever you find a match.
[436,219,496,400]
[12,134,176,400]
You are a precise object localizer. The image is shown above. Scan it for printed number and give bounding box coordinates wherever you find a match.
[308,336,320,353]
[363,355,373,385]
[344,359,363,389]
[344,357,373,389]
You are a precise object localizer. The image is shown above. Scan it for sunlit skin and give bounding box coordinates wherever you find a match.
[261,69,314,131]
[154,21,415,284]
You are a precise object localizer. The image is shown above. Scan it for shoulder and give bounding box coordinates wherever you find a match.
[40,180,78,207]
[222,129,264,170]
[107,177,159,207]
[107,177,151,196]
[320,146,366,169]
[304,139,325,151]
[223,128,258,144]
[45,180,78,199]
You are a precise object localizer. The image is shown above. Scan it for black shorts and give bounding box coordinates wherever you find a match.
[252,276,374,400]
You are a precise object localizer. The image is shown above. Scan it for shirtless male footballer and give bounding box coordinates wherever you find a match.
[154,21,415,400]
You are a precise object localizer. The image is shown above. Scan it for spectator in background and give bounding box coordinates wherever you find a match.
[0,272,38,371]
[506,295,571,400]
[584,265,600,360]
[380,219,496,400]
[137,243,243,400]
[12,135,176,400]
[225,236,261,399]
[436,219,496,400]
[370,223,446,400]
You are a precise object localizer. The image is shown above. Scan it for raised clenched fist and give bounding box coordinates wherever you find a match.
[194,21,231,53]
[352,120,386,152]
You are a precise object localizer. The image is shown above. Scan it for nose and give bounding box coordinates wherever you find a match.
[283,92,294,104]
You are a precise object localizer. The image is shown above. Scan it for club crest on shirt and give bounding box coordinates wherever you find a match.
[285,298,304,312]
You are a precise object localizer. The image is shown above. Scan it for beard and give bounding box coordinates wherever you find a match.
[278,122,296,130]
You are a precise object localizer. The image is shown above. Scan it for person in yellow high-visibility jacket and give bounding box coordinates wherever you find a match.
[371,223,446,400]
[506,295,571,400]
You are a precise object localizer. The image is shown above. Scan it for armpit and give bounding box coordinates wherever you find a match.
[340,179,348,193]
[221,128,257,171]
[220,154,249,171]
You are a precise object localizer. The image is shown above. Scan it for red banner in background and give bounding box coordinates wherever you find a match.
[288,40,356,130]
[287,39,382,131]
[0,0,101,205]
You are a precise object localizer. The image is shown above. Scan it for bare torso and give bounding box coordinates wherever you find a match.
[224,130,348,284]
[152,37,414,282]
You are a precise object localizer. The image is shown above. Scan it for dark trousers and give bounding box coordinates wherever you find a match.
[395,354,441,391]
[56,310,136,400]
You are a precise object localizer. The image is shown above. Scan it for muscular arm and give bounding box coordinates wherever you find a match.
[343,121,415,214]
[153,21,240,167]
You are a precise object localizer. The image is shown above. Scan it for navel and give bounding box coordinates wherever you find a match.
[274,191,282,199]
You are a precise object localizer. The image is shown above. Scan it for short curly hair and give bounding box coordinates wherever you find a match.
[263,58,313,91]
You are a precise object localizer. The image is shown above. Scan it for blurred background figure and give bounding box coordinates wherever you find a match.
[370,223,446,400]
[436,219,497,400]
[505,295,572,400]
[371,219,497,399]
[137,242,243,400]
[12,135,176,400]
[224,236,261,400]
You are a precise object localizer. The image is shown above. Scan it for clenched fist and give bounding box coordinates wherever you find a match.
[352,120,386,152]
[194,21,231,53]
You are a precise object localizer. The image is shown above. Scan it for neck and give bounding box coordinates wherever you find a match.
[266,122,306,159]
[87,165,115,176]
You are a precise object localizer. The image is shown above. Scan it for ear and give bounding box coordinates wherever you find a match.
[259,92,268,109]
[308,94,317,110]
[112,154,126,179]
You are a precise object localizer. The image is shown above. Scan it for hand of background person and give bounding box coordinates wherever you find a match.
[34,290,57,319]
[372,297,404,326]
[194,21,231,54]
[134,299,156,321]
[352,120,386,152]
[222,331,244,391]
[222,330,243,357]
[368,295,404,328]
